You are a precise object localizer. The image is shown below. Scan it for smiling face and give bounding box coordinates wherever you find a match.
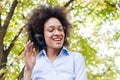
[44,17,65,50]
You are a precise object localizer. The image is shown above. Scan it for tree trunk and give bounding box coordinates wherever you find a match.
[0,28,7,79]
[0,0,18,79]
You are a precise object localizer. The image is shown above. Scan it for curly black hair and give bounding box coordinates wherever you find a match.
[25,5,71,52]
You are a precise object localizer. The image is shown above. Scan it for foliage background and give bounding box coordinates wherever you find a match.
[0,0,120,80]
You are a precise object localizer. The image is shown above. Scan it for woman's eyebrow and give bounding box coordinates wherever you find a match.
[48,24,63,28]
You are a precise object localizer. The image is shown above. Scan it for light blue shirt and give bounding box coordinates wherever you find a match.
[31,47,87,80]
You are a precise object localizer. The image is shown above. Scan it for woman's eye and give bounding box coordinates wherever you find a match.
[58,29,62,31]
[58,28,64,31]
[48,29,53,32]
[48,30,53,32]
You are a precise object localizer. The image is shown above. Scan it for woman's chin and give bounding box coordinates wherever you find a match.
[54,44,63,49]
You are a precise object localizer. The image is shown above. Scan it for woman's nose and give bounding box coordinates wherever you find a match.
[54,29,61,35]
[54,30,59,34]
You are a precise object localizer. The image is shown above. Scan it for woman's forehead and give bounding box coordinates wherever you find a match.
[44,17,62,28]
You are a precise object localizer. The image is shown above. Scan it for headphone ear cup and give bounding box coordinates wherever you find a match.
[34,34,45,48]
[38,40,45,47]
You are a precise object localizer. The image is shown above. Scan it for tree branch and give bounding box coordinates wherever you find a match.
[105,0,116,8]
[0,48,24,79]
[4,27,24,55]
[2,0,18,38]
[64,0,74,8]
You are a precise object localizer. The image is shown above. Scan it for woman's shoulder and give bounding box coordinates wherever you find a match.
[69,51,83,56]
[68,51,84,61]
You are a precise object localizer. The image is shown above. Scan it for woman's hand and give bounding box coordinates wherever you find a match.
[23,40,36,71]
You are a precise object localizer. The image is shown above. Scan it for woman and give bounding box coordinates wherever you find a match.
[23,5,87,80]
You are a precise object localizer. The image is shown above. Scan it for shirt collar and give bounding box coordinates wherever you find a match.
[60,47,69,56]
[38,47,69,57]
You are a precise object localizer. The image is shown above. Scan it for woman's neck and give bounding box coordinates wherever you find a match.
[45,47,61,62]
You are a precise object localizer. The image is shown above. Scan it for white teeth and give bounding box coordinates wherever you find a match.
[53,39,61,41]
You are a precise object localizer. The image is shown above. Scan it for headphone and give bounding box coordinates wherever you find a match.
[34,33,45,48]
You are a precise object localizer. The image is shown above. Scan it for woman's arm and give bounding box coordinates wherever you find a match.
[23,40,37,80]
[74,53,87,80]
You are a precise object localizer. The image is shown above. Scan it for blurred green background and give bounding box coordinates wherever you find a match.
[0,0,120,80]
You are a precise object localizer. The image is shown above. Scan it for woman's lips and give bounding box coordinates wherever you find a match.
[53,38,62,43]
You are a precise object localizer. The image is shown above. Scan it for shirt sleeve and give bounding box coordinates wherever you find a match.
[74,52,87,80]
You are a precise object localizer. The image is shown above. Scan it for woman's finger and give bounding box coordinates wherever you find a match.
[32,48,36,56]
[24,40,31,53]
[24,40,33,56]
